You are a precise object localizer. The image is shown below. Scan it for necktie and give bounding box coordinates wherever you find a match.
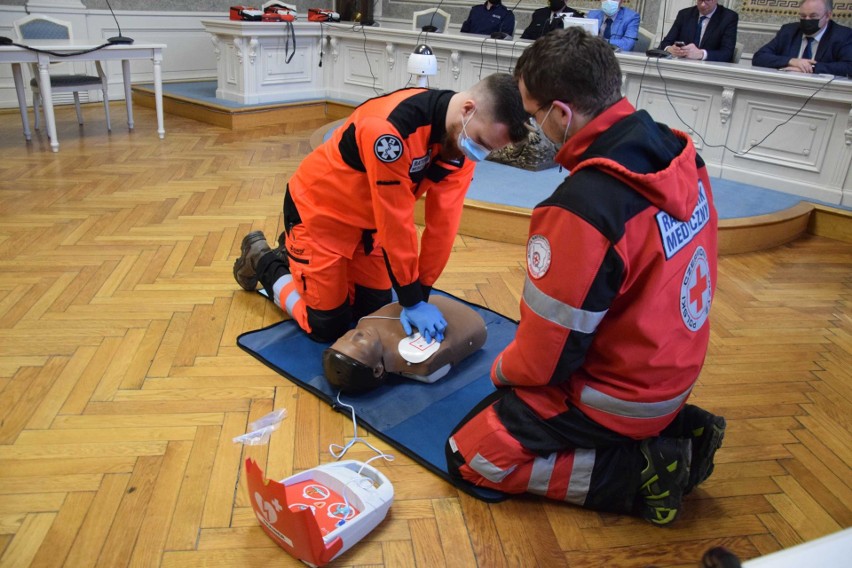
[803,36,814,59]
[694,16,707,46]
[603,17,613,40]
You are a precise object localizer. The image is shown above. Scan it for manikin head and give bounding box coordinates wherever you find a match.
[322,327,386,393]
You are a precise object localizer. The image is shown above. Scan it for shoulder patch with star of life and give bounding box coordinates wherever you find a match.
[374,134,403,163]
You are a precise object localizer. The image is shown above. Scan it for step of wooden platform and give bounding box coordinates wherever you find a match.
[131,83,353,130]
[309,119,852,254]
[133,87,852,255]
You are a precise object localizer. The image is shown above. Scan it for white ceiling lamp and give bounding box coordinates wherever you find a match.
[407,44,437,88]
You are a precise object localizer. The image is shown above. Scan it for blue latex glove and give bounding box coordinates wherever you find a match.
[400,301,447,343]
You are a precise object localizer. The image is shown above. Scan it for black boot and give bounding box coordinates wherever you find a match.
[637,437,692,527]
[664,404,726,494]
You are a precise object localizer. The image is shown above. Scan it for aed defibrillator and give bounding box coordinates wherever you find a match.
[246,459,393,566]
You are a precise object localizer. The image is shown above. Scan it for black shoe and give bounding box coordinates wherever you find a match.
[681,405,726,494]
[638,437,691,527]
[701,546,742,567]
[233,231,272,291]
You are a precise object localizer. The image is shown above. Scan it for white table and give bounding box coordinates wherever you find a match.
[0,40,166,152]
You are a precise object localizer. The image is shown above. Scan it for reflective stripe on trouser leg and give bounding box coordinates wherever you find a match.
[448,390,640,512]
[447,403,536,493]
[273,275,310,333]
[526,449,595,504]
[449,402,596,501]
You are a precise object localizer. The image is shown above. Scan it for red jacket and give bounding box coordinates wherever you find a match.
[492,98,718,439]
[288,88,474,307]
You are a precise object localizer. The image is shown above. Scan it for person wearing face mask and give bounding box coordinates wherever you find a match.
[322,295,488,393]
[587,0,640,52]
[659,0,739,62]
[752,0,851,76]
[460,0,517,37]
[233,74,528,345]
[521,0,586,41]
[446,28,726,527]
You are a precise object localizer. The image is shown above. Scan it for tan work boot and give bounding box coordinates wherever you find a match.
[233,231,272,291]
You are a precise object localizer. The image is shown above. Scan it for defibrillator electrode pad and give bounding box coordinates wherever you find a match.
[398,333,440,363]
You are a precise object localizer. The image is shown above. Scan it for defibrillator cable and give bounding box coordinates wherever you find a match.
[329,391,395,466]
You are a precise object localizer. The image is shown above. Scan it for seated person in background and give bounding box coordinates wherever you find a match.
[461,0,516,38]
[587,0,640,51]
[659,0,739,62]
[521,0,586,41]
[752,0,852,76]
[323,295,488,393]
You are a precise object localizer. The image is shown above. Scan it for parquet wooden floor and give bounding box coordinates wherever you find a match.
[0,103,849,568]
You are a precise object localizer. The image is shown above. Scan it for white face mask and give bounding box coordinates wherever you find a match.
[601,0,619,17]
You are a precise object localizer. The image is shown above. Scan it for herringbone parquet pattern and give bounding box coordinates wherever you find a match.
[0,103,849,568]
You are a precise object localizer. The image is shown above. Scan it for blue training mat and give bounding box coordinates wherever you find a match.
[236,291,516,502]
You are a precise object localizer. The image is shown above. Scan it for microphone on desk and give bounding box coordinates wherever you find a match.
[490,16,512,41]
[105,0,134,44]
[490,0,520,41]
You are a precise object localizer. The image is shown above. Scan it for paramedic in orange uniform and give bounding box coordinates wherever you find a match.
[233,73,529,343]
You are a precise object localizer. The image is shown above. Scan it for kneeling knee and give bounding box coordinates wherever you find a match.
[307,302,351,342]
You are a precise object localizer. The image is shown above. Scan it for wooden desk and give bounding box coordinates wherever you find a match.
[0,40,166,152]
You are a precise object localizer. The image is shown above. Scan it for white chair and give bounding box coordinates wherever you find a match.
[733,41,744,63]
[634,27,655,53]
[412,8,451,33]
[14,14,111,131]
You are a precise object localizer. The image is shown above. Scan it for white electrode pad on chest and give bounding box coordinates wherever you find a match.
[398,332,440,363]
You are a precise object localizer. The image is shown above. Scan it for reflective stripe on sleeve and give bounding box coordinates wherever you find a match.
[523,278,607,334]
[564,448,595,506]
[580,383,693,419]
[493,355,512,386]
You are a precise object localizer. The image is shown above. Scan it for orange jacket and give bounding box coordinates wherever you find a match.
[288,88,474,307]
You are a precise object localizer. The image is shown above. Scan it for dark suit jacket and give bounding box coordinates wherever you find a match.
[752,20,852,77]
[521,6,586,40]
[659,5,739,62]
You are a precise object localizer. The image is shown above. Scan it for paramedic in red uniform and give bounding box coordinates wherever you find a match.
[446,28,727,526]
[233,73,529,343]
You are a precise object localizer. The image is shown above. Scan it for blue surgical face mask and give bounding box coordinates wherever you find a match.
[458,109,490,162]
[601,0,619,17]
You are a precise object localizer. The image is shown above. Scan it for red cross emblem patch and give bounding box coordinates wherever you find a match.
[680,246,712,331]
